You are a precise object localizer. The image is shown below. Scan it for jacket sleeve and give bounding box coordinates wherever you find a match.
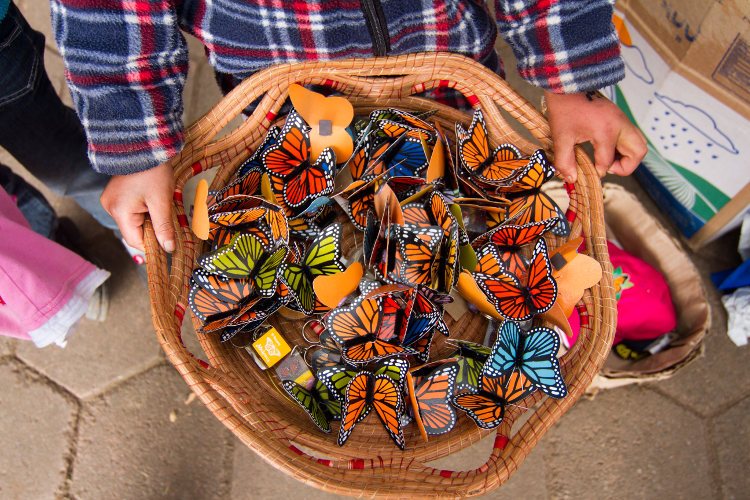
[51,0,188,175]
[494,0,624,94]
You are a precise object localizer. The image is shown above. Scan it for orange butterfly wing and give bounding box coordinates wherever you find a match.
[188,285,239,322]
[192,270,253,304]
[208,207,267,229]
[338,373,404,449]
[452,392,504,429]
[474,271,531,321]
[262,112,310,179]
[266,208,289,243]
[525,239,558,313]
[328,296,381,344]
[474,239,557,321]
[348,184,375,231]
[396,226,443,286]
[474,245,505,276]
[484,371,534,407]
[487,221,554,275]
[402,203,432,227]
[453,371,533,429]
[370,375,404,449]
[281,148,335,209]
[413,364,458,435]
[208,169,262,205]
[343,340,412,364]
[338,373,372,446]
[505,152,562,226]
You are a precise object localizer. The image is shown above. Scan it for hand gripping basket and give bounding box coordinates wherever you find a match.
[144,52,617,498]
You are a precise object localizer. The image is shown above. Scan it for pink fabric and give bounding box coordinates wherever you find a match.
[0,188,97,340]
[609,242,677,345]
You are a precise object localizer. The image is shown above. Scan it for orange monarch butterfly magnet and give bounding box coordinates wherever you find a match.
[502,149,570,236]
[262,110,336,211]
[456,110,526,185]
[394,224,444,287]
[452,370,534,430]
[338,372,405,449]
[326,295,416,365]
[473,238,558,322]
[472,219,557,275]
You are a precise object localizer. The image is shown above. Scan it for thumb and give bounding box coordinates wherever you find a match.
[147,192,176,253]
[552,135,578,184]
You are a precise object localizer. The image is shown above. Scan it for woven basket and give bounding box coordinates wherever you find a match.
[144,52,617,498]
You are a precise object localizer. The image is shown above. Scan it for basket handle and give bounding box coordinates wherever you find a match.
[145,52,615,498]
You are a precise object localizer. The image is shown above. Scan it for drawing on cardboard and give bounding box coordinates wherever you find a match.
[641,146,725,223]
[653,93,739,155]
[621,44,654,84]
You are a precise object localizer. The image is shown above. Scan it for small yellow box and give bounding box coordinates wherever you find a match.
[251,328,291,368]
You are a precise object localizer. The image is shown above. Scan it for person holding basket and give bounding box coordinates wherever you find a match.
[49,0,647,254]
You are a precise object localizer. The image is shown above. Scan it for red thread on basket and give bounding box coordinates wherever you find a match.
[494,434,509,450]
[174,303,185,322]
[177,214,189,228]
[439,469,453,478]
[266,110,278,123]
[351,459,365,470]
[465,94,480,107]
[191,162,203,175]
[289,445,304,456]
[173,190,183,202]
[564,182,577,224]
[317,458,332,466]
[577,304,589,328]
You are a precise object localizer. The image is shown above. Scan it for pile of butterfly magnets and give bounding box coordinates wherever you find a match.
[187,84,602,450]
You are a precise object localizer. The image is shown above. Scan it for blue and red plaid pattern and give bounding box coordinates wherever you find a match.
[51,0,623,176]
[495,0,624,93]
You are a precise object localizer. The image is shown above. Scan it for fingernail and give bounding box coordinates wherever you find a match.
[164,239,175,253]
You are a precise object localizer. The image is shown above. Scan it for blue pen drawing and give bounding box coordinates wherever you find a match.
[663,5,700,42]
[621,44,654,84]
[653,93,739,154]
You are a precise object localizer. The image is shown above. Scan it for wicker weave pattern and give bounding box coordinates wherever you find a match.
[143,52,616,498]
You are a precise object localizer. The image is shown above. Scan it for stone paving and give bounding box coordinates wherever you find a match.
[2,1,749,498]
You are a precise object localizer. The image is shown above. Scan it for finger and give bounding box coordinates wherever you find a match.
[146,193,176,253]
[612,126,648,176]
[117,211,147,252]
[592,137,616,178]
[552,135,578,183]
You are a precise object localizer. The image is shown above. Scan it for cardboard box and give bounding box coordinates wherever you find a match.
[609,0,750,248]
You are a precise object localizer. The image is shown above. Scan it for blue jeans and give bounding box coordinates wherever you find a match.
[0,162,57,238]
[0,2,117,232]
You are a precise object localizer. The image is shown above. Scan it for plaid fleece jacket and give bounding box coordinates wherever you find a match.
[51,0,624,175]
